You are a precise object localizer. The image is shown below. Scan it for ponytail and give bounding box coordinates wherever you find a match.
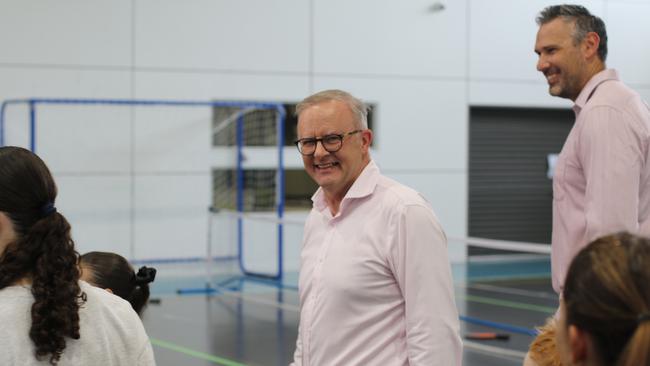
[0,209,83,365]
[128,266,156,315]
[27,212,84,365]
[617,318,650,366]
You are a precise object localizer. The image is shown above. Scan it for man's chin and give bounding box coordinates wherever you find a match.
[314,175,336,188]
[549,85,564,98]
[312,171,341,189]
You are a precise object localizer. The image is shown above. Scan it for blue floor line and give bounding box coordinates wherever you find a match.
[460,315,538,336]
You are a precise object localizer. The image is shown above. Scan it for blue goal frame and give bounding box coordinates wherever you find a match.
[0,97,286,281]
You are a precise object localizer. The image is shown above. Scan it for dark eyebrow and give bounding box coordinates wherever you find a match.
[536,45,558,55]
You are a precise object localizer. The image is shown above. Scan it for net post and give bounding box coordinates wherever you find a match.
[276,105,286,282]
[236,113,246,276]
[29,100,36,153]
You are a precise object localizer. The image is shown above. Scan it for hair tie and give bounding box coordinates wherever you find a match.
[39,202,57,218]
[134,266,157,285]
[638,313,650,325]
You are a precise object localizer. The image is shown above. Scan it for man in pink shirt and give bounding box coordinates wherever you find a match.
[534,4,650,297]
[290,89,462,365]
[526,5,650,365]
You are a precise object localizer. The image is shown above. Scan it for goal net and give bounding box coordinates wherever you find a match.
[0,98,286,284]
[209,104,286,281]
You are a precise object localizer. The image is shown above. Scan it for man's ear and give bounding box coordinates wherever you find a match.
[568,324,588,363]
[582,31,601,60]
[361,129,373,152]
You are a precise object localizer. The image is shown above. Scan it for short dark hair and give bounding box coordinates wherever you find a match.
[536,4,608,61]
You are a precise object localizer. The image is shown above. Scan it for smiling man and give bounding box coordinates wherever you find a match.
[525,5,650,365]
[534,4,650,298]
[290,90,461,366]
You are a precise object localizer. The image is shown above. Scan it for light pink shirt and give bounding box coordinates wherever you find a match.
[291,160,462,366]
[552,69,650,293]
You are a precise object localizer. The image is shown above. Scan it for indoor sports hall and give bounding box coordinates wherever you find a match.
[1,1,649,365]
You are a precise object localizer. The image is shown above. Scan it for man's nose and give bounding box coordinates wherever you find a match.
[313,140,329,158]
[537,56,548,72]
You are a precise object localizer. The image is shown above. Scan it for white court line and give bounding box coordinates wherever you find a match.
[449,236,551,254]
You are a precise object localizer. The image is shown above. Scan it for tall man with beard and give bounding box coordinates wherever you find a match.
[525,5,650,365]
[290,89,461,365]
[534,4,650,298]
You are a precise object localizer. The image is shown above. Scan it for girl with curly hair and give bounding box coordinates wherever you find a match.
[0,146,155,365]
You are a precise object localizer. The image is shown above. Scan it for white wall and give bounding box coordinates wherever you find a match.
[0,0,649,269]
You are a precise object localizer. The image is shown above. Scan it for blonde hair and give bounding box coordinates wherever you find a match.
[527,317,563,366]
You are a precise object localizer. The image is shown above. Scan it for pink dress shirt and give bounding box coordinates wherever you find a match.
[291,161,462,366]
[552,69,650,293]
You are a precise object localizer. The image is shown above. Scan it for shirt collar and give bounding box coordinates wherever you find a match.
[311,160,380,212]
[573,69,619,116]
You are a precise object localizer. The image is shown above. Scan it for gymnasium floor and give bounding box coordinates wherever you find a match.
[141,256,556,366]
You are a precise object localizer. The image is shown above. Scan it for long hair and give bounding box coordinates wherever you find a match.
[80,251,155,315]
[563,232,650,366]
[0,146,84,365]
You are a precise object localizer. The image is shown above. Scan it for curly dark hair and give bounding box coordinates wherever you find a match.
[0,146,85,365]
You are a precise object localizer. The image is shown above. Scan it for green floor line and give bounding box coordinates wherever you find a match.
[150,337,248,366]
[458,294,556,314]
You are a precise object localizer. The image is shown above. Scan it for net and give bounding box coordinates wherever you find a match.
[209,104,286,280]
[0,98,286,270]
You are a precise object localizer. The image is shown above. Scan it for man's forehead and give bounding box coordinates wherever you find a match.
[536,18,575,48]
[298,101,354,125]
[538,18,575,39]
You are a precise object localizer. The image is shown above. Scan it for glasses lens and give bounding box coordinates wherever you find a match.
[298,139,316,155]
[322,135,343,152]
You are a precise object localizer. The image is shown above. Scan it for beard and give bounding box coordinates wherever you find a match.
[546,67,584,101]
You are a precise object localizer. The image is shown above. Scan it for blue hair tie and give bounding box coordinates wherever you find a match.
[40,202,57,218]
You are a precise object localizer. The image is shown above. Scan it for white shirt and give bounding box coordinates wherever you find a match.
[0,281,156,366]
[292,161,462,366]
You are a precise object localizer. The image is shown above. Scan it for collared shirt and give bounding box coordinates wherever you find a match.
[291,160,462,366]
[552,69,650,293]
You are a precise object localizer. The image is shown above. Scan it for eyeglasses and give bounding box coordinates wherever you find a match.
[294,130,362,156]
